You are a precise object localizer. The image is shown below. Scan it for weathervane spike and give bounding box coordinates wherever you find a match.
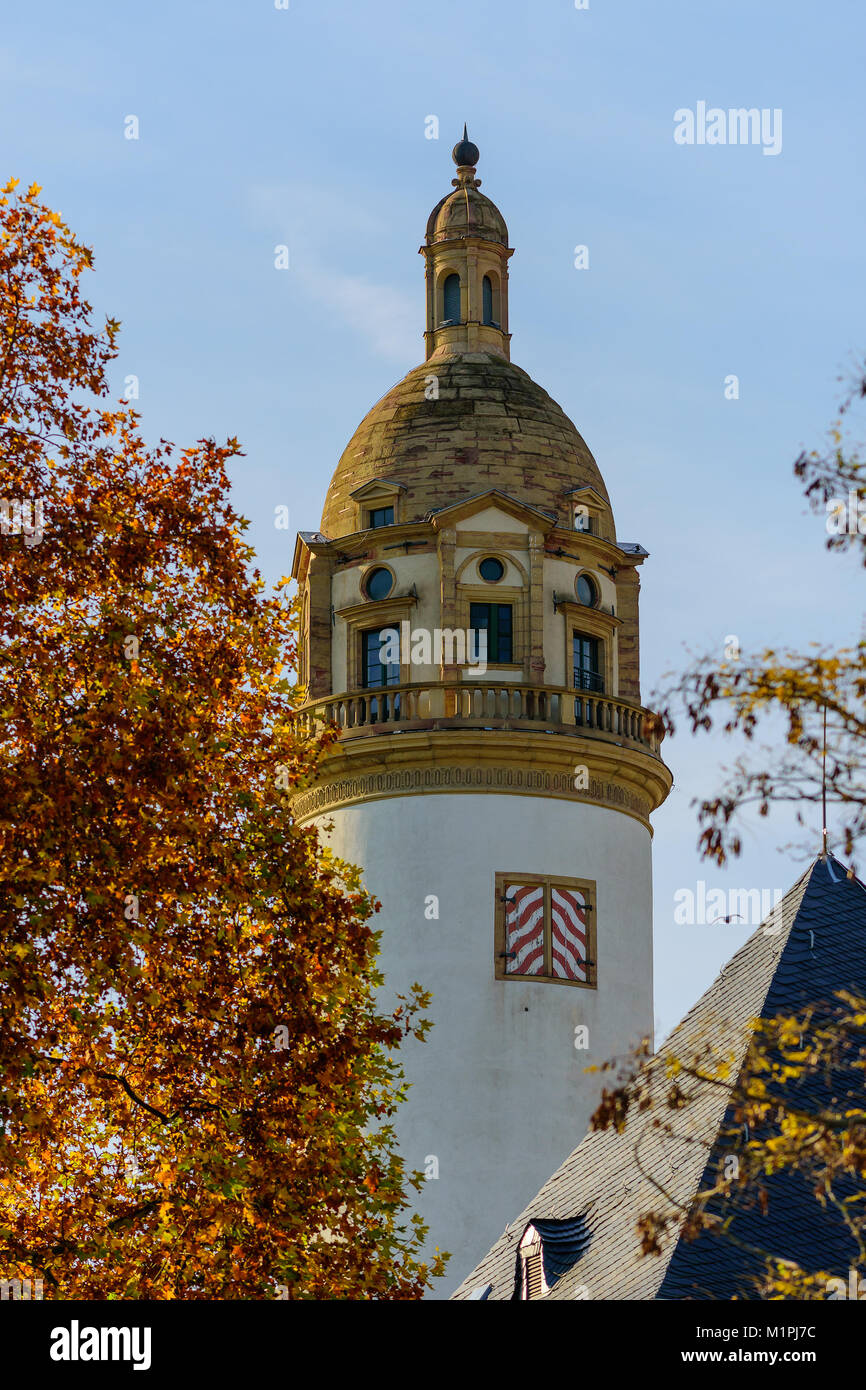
[822,701,828,856]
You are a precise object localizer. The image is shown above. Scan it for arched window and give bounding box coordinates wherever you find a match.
[482,274,494,325]
[442,273,460,324]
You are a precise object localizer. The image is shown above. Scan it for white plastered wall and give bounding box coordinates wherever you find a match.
[312,790,653,1297]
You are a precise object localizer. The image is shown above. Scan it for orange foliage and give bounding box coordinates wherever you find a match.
[0,180,444,1298]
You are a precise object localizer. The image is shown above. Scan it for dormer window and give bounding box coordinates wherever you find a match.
[518,1228,546,1299]
[564,485,607,539]
[349,478,406,533]
[514,1217,592,1299]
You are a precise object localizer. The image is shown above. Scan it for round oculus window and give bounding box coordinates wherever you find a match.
[576,573,596,606]
[365,567,394,601]
[479,556,505,582]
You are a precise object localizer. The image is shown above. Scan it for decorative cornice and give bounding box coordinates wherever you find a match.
[292,728,672,830]
[349,478,408,500]
[555,600,622,633]
[430,490,556,532]
[334,593,418,623]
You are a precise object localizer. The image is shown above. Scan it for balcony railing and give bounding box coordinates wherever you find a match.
[296,680,664,755]
[573,667,605,694]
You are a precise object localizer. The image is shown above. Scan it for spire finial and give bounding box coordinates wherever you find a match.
[452,124,480,170]
[821,699,829,856]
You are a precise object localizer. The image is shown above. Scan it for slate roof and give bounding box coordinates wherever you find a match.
[452,855,866,1300]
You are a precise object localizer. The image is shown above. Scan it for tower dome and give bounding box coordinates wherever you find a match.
[425,124,508,246]
[321,357,611,539]
[425,191,508,247]
[322,124,610,540]
[292,134,672,1299]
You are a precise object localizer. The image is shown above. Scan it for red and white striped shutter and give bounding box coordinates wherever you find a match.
[550,887,588,981]
[504,884,545,975]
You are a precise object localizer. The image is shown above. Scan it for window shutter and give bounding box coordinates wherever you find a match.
[482,275,493,325]
[443,274,460,323]
[525,1251,544,1300]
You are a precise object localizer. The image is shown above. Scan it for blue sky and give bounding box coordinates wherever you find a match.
[5,0,865,1039]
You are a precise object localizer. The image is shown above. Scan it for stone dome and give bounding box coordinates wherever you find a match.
[425,187,509,246]
[320,352,611,538]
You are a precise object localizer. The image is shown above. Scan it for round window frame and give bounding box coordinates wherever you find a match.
[364,565,396,602]
[478,555,506,584]
[575,571,598,608]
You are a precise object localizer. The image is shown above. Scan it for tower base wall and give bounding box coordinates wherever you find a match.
[310,792,654,1297]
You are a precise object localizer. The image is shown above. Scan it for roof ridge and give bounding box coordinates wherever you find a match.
[656,859,815,1058]
[822,851,866,897]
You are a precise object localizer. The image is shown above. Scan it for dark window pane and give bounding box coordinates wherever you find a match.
[369,506,394,528]
[479,556,504,582]
[496,605,512,661]
[470,603,512,663]
[576,574,596,606]
[470,602,489,630]
[365,566,393,601]
[363,627,400,688]
[573,633,603,693]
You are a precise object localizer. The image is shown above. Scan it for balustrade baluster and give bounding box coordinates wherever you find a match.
[300,683,661,762]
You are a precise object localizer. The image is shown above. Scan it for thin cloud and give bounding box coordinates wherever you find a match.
[249,180,418,363]
[296,260,418,364]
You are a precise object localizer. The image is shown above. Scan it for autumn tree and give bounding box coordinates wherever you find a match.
[0,178,445,1298]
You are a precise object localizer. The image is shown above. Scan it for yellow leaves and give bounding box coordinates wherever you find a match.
[0,179,440,1302]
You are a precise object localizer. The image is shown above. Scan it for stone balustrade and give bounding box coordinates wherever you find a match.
[296,680,664,755]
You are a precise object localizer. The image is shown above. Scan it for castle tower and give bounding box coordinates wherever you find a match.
[292,131,672,1295]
